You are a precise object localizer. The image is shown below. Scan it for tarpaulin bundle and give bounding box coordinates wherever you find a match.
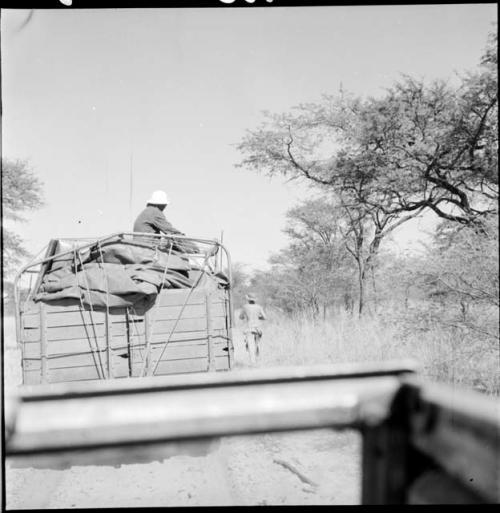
[87,240,192,269]
[34,239,198,311]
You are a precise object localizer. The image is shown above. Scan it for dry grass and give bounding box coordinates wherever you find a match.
[256,309,499,395]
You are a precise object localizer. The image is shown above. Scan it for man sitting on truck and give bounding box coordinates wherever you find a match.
[239,293,267,361]
[134,190,184,236]
[133,190,198,253]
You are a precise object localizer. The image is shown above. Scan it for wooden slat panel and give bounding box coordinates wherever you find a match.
[22,300,226,328]
[156,289,207,307]
[24,354,101,371]
[156,288,227,307]
[137,328,228,343]
[23,324,107,342]
[139,302,226,320]
[22,314,40,329]
[42,304,128,316]
[111,335,229,353]
[25,356,129,381]
[148,357,207,376]
[112,317,226,337]
[22,342,42,359]
[105,309,113,379]
[23,333,229,360]
[112,317,226,340]
[117,329,228,347]
[129,336,229,349]
[24,345,228,372]
[153,355,229,376]
[23,310,107,328]
[40,303,48,383]
[22,314,227,342]
[23,366,101,383]
[130,343,227,362]
[211,329,230,341]
[22,369,41,385]
[21,327,41,342]
[23,337,123,358]
[112,355,130,379]
[112,332,199,349]
[216,356,230,371]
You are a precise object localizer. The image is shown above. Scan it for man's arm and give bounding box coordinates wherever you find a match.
[153,211,184,235]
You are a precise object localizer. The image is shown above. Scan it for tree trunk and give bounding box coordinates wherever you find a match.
[371,265,378,313]
[310,297,320,320]
[358,265,366,317]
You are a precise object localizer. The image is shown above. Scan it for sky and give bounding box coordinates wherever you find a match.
[1,4,497,272]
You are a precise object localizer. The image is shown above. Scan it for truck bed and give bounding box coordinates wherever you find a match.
[15,233,234,384]
[20,285,232,384]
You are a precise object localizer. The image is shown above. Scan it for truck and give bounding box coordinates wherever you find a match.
[13,232,234,385]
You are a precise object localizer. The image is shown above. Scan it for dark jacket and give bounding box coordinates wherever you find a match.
[133,205,183,235]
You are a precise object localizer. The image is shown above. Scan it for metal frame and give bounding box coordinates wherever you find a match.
[4,360,499,504]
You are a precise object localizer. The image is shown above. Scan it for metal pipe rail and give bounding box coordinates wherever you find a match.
[5,361,415,456]
[14,232,230,277]
[14,232,232,299]
[5,360,500,504]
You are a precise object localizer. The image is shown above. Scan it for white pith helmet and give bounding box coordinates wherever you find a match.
[148,190,170,205]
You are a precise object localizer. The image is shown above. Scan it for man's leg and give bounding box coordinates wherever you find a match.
[255,331,262,358]
[246,330,257,365]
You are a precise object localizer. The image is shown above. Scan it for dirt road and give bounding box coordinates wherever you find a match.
[6,431,360,508]
[4,319,361,507]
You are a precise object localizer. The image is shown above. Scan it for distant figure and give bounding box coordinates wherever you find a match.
[239,293,266,363]
[133,190,184,237]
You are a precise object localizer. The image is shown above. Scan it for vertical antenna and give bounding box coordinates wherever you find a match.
[129,152,133,226]
[220,230,224,272]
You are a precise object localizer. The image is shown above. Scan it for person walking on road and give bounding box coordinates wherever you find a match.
[239,293,266,363]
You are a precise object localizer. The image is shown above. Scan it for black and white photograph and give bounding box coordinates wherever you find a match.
[1,2,498,507]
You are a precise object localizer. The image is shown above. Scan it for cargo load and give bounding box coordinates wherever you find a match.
[14,233,234,384]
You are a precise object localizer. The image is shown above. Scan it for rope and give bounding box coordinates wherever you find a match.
[127,306,145,370]
[96,241,112,378]
[148,248,214,377]
[75,248,107,379]
[72,248,103,379]
[120,242,174,377]
[139,244,173,377]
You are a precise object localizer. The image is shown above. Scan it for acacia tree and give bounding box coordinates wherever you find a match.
[235,94,424,315]
[235,31,497,314]
[353,31,497,224]
[2,159,44,277]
